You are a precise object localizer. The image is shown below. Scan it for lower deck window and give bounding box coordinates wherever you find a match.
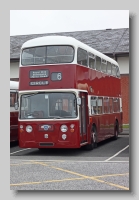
[90,96,120,115]
[103,97,109,113]
[91,97,97,114]
[97,97,103,114]
[113,98,120,112]
[10,92,18,107]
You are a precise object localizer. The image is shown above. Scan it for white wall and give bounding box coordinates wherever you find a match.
[10,62,19,78]
[117,56,129,74]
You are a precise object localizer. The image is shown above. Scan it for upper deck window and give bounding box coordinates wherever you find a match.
[111,64,117,76]
[77,48,88,67]
[101,59,107,73]
[89,52,95,69]
[116,66,120,78]
[21,45,74,65]
[107,62,112,75]
[95,56,101,71]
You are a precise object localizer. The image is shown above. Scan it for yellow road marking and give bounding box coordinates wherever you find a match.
[10,161,129,190]
[11,181,42,186]
[94,173,129,178]
[32,161,130,190]
[10,177,84,186]
[10,164,20,166]
[89,177,129,190]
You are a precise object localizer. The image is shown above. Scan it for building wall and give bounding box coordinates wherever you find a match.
[117,56,129,125]
[117,57,129,74]
[10,62,19,79]
[120,75,129,124]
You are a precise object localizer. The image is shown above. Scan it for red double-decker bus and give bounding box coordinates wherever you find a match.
[10,81,19,142]
[18,35,123,150]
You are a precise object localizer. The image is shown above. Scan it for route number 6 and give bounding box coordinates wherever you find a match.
[57,73,62,80]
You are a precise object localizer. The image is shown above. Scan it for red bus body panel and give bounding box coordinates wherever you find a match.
[10,111,18,142]
[19,64,122,148]
[19,120,80,148]
[19,64,121,97]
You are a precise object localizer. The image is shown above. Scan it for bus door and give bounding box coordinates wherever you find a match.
[79,92,88,144]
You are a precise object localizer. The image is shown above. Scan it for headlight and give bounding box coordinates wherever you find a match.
[20,125,23,129]
[26,125,32,133]
[60,125,68,132]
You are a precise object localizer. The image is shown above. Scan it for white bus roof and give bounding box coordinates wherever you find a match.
[10,81,19,90]
[21,35,119,66]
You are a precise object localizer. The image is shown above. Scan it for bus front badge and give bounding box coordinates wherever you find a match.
[44,125,49,130]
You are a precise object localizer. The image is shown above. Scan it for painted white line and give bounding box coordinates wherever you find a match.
[10,148,31,155]
[10,159,129,163]
[105,145,129,162]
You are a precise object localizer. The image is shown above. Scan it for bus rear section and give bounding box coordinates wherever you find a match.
[10,81,19,142]
[18,90,89,149]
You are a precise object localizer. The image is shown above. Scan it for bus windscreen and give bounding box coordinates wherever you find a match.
[20,92,77,119]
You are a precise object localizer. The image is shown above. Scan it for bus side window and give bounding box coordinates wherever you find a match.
[77,48,88,67]
[109,98,113,113]
[91,96,97,114]
[89,57,95,69]
[113,98,120,112]
[111,64,117,77]
[97,97,103,114]
[95,56,101,71]
[89,52,95,69]
[101,59,107,73]
[107,62,112,75]
[103,97,109,113]
[10,92,16,107]
[116,66,120,78]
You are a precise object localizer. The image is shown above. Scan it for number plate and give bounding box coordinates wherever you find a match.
[30,81,49,86]
[44,134,48,139]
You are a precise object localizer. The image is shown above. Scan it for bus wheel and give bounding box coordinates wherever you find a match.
[86,126,97,150]
[113,122,119,140]
[93,126,97,148]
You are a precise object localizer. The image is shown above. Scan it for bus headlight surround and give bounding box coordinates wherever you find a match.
[60,125,68,132]
[26,125,33,133]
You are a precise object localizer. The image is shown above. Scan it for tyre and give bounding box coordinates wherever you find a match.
[85,125,97,150]
[113,121,119,140]
[38,148,46,152]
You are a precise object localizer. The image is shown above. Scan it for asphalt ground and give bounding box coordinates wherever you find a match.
[10,134,129,190]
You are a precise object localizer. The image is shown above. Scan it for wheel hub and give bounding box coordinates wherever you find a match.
[93,131,96,143]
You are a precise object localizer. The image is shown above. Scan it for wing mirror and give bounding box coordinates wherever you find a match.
[14,102,18,110]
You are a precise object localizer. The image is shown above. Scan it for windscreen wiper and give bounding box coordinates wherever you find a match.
[24,93,38,98]
[52,116,63,119]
